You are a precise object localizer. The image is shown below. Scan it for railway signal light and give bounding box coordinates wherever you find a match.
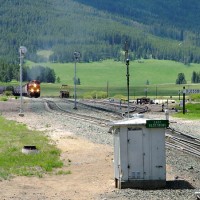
[124,41,130,118]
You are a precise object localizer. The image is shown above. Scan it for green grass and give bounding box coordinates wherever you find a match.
[56,170,71,175]
[173,103,200,119]
[39,83,200,100]
[27,59,200,86]
[25,59,200,98]
[0,116,65,180]
[0,96,8,101]
[2,59,200,97]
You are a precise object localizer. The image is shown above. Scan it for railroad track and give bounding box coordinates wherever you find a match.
[166,127,200,158]
[42,98,116,127]
[62,99,123,116]
[43,98,200,158]
[72,99,149,116]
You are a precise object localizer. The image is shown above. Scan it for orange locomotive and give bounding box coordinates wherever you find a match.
[13,80,40,98]
[26,80,40,98]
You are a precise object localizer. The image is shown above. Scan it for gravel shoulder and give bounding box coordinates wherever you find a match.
[0,99,115,200]
[0,98,200,200]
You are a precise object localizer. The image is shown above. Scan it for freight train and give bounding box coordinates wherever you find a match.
[0,80,40,98]
[13,80,40,98]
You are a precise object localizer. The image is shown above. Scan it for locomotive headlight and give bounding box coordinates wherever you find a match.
[36,89,40,92]
[30,89,34,92]
[33,83,37,88]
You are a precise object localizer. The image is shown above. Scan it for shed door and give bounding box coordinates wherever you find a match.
[151,130,166,180]
[127,129,144,180]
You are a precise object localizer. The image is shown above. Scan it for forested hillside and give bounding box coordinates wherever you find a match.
[75,0,200,31]
[1,0,200,67]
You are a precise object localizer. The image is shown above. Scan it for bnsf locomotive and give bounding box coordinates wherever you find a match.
[13,80,40,98]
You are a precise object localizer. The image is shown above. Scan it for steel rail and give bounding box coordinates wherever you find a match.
[166,127,200,158]
[166,142,200,158]
[43,99,112,127]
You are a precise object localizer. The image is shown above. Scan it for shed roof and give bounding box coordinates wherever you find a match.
[109,115,149,127]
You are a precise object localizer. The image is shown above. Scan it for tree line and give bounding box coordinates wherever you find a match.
[191,71,200,83]
[24,65,56,83]
[176,71,200,84]
[0,59,56,83]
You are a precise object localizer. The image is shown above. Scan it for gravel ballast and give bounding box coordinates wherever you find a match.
[0,98,200,200]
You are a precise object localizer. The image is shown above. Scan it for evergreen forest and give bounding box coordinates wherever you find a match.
[1,0,200,82]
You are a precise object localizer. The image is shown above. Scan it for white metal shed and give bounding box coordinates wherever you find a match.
[110,115,169,189]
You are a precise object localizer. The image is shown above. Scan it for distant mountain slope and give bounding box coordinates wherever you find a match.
[74,0,200,31]
[1,0,200,64]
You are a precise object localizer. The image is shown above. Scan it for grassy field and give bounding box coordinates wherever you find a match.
[25,59,200,98]
[0,116,70,180]
[173,103,200,119]
[27,59,200,86]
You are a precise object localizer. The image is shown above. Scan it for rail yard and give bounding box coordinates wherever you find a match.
[0,97,200,199]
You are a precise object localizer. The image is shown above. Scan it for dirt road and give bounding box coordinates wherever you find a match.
[0,128,114,200]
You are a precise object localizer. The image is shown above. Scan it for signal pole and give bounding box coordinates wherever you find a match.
[19,46,27,117]
[124,41,130,118]
[73,51,80,110]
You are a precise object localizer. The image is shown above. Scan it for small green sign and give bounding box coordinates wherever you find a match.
[146,120,169,128]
